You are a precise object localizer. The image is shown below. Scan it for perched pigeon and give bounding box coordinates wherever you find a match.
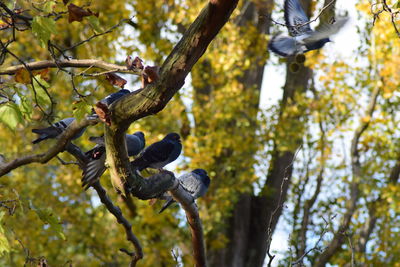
[82,131,145,189]
[131,133,182,171]
[268,0,348,57]
[32,117,85,144]
[99,89,131,106]
[159,169,211,213]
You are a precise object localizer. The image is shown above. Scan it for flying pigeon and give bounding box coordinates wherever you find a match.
[82,131,145,189]
[131,132,182,171]
[268,0,348,57]
[32,117,85,144]
[159,169,211,213]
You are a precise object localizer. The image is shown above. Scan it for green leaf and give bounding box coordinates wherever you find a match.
[0,102,23,131]
[87,15,102,33]
[44,1,56,13]
[396,1,400,8]
[31,75,51,108]
[73,100,92,120]
[31,205,66,240]
[18,95,33,121]
[0,212,11,257]
[31,16,57,47]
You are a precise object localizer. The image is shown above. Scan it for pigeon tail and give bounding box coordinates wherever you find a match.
[32,135,48,144]
[82,146,106,190]
[130,157,149,171]
[159,197,175,213]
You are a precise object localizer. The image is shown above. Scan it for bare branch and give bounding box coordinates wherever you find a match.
[92,182,143,266]
[292,215,331,266]
[0,59,141,76]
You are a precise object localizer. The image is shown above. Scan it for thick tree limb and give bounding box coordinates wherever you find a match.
[0,117,97,177]
[0,59,141,75]
[102,1,238,266]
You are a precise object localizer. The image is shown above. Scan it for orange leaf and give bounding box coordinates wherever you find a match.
[14,68,31,84]
[125,56,143,70]
[33,68,50,81]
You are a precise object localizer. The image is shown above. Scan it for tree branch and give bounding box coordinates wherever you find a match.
[0,117,98,177]
[169,183,207,267]
[92,182,143,266]
[0,59,141,76]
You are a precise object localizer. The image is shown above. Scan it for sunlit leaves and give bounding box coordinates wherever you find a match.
[31,76,51,109]
[31,16,57,48]
[0,212,10,257]
[0,102,23,131]
[72,100,92,120]
[86,15,102,33]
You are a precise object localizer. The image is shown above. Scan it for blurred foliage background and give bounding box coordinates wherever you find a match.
[0,0,400,266]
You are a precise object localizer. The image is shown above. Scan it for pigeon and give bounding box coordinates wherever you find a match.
[82,131,145,189]
[32,117,85,144]
[159,169,211,213]
[131,133,182,171]
[99,89,131,106]
[268,0,348,57]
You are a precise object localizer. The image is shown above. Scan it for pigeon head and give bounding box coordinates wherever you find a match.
[165,132,181,142]
[133,131,145,141]
[193,169,211,187]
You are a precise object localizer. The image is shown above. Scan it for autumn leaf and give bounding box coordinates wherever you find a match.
[14,68,31,84]
[33,68,51,82]
[141,66,159,87]
[126,56,144,70]
[105,73,127,88]
[68,4,99,23]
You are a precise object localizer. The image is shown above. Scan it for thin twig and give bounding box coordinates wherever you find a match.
[267,0,336,29]
[266,145,303,267]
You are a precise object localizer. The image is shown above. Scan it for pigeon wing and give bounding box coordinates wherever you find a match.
[303,17,348,43]
[142,140,175,163]
[284,0,312,36]
[82,146,106,190]
[268,35,298,57]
